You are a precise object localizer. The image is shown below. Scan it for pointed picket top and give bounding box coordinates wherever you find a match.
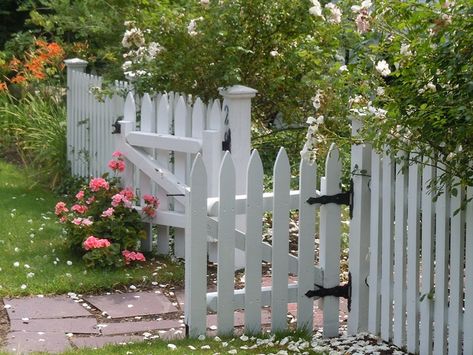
[219,151,235,180]
[190,153,207,182]
[157,93,170,134]
[247,149,264,179]
[141,93,153,132]
[325,143,341,179]
[208,99,222,130]
[274,147,290,174]
[124,92,136,123]
[174,96,188,136]
[192,97,205,138]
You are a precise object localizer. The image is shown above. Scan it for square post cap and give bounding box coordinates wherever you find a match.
[64,58,88,69]
[219,85,257,99]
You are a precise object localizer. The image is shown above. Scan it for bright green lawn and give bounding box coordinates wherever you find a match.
[0,160,184,297]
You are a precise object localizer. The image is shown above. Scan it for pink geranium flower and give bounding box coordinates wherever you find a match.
[120,188,134,200]
[83,236,111,250]
[75,190,85,200]
[89,178,109,192]
[112,151,124,158]
[71,204,88,214]
[55,201,68,215]
[122,250,146,264]
[108,159,126,172]
[101,207,115,218]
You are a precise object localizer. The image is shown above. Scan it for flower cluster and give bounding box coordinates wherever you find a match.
[0,39,65,90]
[142,194,160,218]
[108,151,126,173]
[121,21,163,81]
[300,90,325,162]
[55,151,158,268]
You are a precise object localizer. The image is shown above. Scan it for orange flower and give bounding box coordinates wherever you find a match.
[0,82,8,91]
[9,58,21,71]
[10,75,27,84]
[35,39,48,48]
[46,42,64,58]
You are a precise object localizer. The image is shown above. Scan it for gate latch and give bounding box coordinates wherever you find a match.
[305,272,352,312]
[306,179,353,218]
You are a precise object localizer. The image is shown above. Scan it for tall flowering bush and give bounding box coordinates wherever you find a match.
[55,151,157,268]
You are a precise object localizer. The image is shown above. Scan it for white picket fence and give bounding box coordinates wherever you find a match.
[65,59,129,177]
[347,121,473,355]
[185,145,344,337]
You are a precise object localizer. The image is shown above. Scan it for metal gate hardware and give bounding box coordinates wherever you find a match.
[306,179,353,218]
[305,272,352,312]
[112,116,123,134]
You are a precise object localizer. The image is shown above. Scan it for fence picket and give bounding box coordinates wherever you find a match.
[185,154,207,337]
[271,147,291,332]
[419,162,434,355]
[368,151,382,334]
[464,186,473,355]
[173,96,188,259]
[393,154,407,347]
[297,158,317,332]
[433,167,449,355]
[406,159,420,353]
[155,94,171,255]
[320,144,342,337]
[244,150,264,334]
[217,152,236,335]
[380,151,394,341]
[448,179,465,355]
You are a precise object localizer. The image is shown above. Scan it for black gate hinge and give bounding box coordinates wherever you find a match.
[112,116,123,134]
[305,272,352,312]
[306,179,353,218]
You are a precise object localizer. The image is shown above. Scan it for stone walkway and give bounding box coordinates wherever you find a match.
[2,278,348,353]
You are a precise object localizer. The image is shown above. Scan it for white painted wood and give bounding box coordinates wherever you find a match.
[393,154,407,347]
[173,96,188,259]
[126,132,202,153]
[208,99,222,131]
[297,158,317,332]
[380,151,394,342]
[320,144,342,337]
[217,152,236,335]
[202,130,221,197]
[433,168,449,355]
[185,154,207,337]
[192,97,205,139]
[155,93,171,255]
[207,283,301,312]
[348,119,371,334]
[368,150,382,334]
[448,179,465,355]
[244,150,264,334]
[271,147,291,332]
[419,162,434,355]
[464,186,473,355]
[207,190,304,216]
[406,159,420,354]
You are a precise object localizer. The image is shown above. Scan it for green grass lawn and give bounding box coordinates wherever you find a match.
[0,160,183,297]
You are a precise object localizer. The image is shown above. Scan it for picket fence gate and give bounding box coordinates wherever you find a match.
[65,59,473,354]
[185,145,344,337]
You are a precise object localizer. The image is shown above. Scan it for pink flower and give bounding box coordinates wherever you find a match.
[101,207,115,218]
[71,204,88,214]
[112,151,124,158]
[86,196,95,205]
[355,9,370,33]
[108,159,126,172]
[120,188,134,200]
[72,218,82,225]
[59,216,68,223]
[143,194,158,206]
[89,178,109,192]
[111,193,124,207]
[72,217,93,226]
[122,250,146,264]
[82,218,93,226]
[83,236,111,250]
[55,201,68,215]
[143,205,156,218]
[75,190,84,200]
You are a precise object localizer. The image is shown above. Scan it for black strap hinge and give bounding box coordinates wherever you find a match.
[305,272,352,312]
[306,179,353,218]
[112,116,123,134]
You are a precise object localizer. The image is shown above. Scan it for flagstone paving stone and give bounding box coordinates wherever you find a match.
[10,317,99,334]
[99,319,184,336]
[70,334,143,349]
[6,331,72,353]
[3,296,91,320]
[84,291,178,318]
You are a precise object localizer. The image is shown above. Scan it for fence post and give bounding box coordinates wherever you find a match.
[218,85,257,195]
[64,58,88,175]
[219,85,257,269]
[348,117,371,334]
